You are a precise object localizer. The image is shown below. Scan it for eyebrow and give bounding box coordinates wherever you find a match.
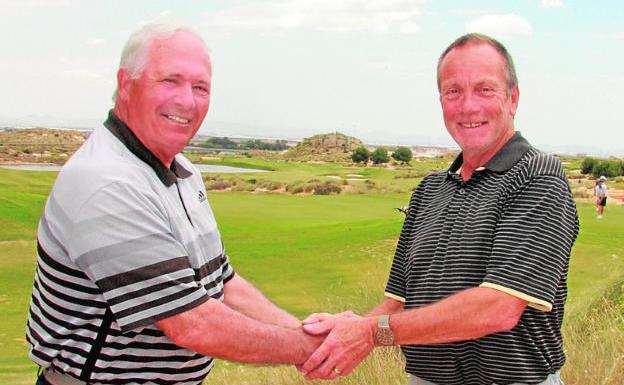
[159,72,211,84]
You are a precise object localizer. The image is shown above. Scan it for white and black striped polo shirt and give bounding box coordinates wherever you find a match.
[385,133,579,385]
[26,111,234,384]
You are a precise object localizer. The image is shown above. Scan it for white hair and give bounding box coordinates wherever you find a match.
[112,23,210,101]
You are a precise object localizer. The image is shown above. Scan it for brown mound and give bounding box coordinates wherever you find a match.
[283,133,364,162]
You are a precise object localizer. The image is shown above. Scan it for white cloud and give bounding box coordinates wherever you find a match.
[540,0,564,8]
[63,69,105,80]
[401,21,420,33]
[0,0,70,8]
[465,14,532,39]
[594,31,624,40]
[59,56,74,66]
[87,38,106,46]
[367,61,403,71]
[452,8,498,16]
[202,0,425,34]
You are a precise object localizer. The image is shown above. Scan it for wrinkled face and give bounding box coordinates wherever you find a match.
[438,43,519,157]
[118,32,212,165]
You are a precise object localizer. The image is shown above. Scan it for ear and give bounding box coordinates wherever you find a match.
[509,85,520,117]
[116,68,131,102]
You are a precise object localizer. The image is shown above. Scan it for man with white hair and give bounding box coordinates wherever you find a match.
[26,23,321,385]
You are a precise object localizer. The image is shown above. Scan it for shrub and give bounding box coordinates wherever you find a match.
[351,147,370,163]
[232,182,256,192]
[205,179,233,190]
[592,160,621,178]
[313,181,342,195]
[286,180,310,194]
[392,146,413,164]
[257,180,283,191]
[288,185,304,194]
[580,157,598,174]
[571,188,590,199]
[371,147,389,164]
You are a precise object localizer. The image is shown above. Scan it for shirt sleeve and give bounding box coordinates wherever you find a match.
[482,175,578,311]
[67,181,209,332]
[385,189,424,302]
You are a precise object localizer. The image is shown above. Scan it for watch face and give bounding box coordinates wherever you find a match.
[376,328,394,346]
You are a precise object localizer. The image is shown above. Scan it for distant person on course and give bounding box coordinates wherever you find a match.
[595,175,608,219]
[299,33,579,385]
[26,23,322,385]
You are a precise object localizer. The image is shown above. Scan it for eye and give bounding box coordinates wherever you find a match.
[193,85,210,96]
[443,88,460,101]
[480,86,495,96]
[162,78,176,84]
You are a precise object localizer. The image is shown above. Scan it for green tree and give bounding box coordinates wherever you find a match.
[240,139,289,151]
[392,146,413,164]
[592,160,621,178]
[580,157,598,174]
[351,146,370,163]
[371,147,389,164]
[203,137,238,149]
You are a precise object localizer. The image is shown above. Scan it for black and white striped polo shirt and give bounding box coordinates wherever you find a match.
[385,132,579,385]
[26,111,234,384]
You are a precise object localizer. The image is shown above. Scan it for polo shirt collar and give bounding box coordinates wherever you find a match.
[103,110,192,186]
[448,132,532,177]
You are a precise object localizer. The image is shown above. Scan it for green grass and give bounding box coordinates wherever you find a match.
[566,203,624,315]
[0,162,623,385]
[210,192,406,316]
[189,155,453,193]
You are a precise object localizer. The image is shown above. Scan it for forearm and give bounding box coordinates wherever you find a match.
[224,274,300,328]
[366,297,404,317]
[391,287,527,345]
[156,298,319,364]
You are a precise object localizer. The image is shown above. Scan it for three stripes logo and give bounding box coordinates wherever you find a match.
[198,190,207,204]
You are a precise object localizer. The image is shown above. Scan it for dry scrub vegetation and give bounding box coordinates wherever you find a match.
[0,128,85,163]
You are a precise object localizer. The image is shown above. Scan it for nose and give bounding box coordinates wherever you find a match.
[460,91,480,114]
[172,83,196,111]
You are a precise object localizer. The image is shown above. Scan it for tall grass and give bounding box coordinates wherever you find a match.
[207,279,624,385]
[209,348,407,385]
[562,281,624,385]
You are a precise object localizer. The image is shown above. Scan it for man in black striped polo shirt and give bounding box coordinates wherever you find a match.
[301,34,579,385]
[26,23,322,385]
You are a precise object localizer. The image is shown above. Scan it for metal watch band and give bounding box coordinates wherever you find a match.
[375,314,394,346]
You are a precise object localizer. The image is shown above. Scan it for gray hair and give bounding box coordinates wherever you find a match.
[113,23,210,101]
[436,33,518,92]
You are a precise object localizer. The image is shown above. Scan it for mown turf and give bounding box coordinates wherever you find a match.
[209,192,407,316]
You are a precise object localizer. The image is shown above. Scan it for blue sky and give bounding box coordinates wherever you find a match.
[1,0,623,155]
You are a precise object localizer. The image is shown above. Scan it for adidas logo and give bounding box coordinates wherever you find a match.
[198,190,207,204]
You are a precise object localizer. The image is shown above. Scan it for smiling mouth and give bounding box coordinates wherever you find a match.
[459,122,486,128]
[164,114,191,124]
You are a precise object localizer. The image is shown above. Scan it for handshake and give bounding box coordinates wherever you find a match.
[294,310,385,381]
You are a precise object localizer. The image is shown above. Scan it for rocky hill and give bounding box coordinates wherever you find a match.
[283,132,364,162]
[0,128,87,164]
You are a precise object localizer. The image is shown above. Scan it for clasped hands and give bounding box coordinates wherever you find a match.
[298,311,377,380]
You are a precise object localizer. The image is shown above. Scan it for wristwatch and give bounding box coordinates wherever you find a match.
[375,314,394,346]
